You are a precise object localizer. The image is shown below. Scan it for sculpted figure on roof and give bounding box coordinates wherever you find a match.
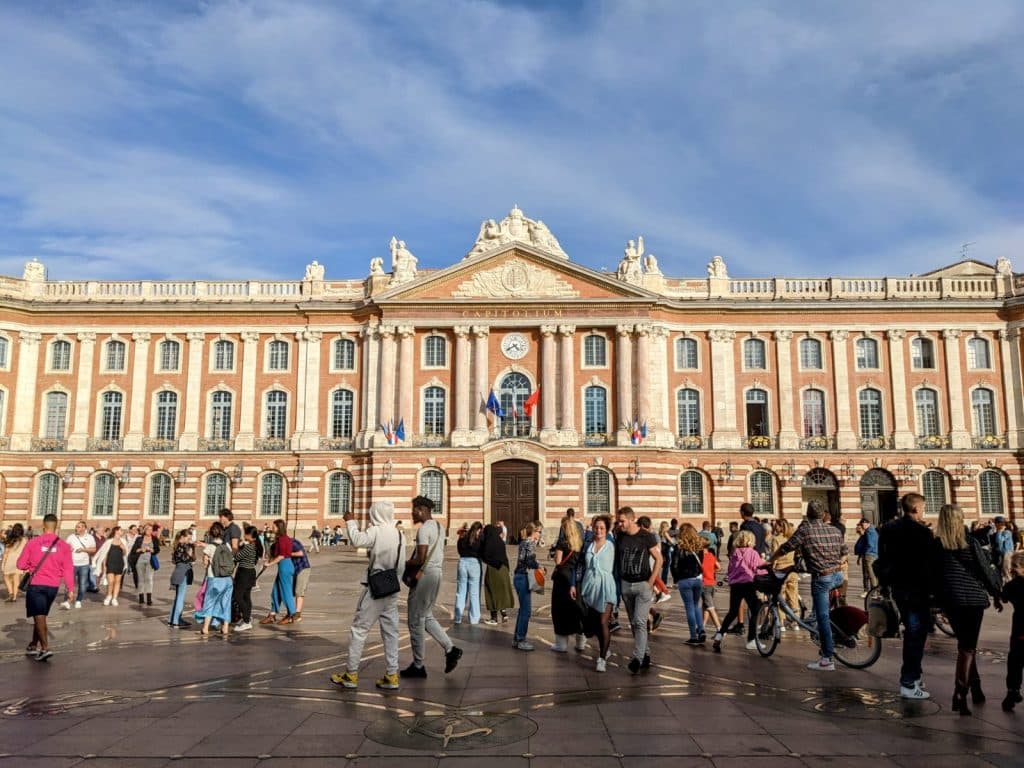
[466,206,568,259]
[390,237,418,285]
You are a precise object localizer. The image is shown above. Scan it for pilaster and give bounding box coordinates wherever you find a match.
[830,330,856,449]
[558,325,577,442]
[236,331,260,450]
[472,326,490,438]
[709,329,740,449]
[775,330,798,449]
[396,325,415,442]
[68,332,96,450]
[357,326,380,449]
[615,324,634,445]
[999,329,1023,449]
[179,331,205,450]
[10,332,42,450]
[886,329,913,449]
[294,330,323,450]
[376,325,397,446]
[943,328,970,449]
[124,332,151,450]
[539,325,558,443]
[451,325,476,446]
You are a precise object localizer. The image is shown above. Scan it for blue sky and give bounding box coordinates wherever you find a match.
[0,1,1021,282]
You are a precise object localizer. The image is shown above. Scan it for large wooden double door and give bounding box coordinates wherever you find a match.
[490,460,537,544]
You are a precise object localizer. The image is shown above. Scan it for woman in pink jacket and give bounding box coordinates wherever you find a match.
[17,513,75,661]
[713,529,764,653]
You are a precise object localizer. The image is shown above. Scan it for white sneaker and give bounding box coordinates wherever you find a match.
[575,636,589,652]
[596,657,607,672]
[236,622,253,631]
[745,640,758,651]
[60,601,71,610]
[899,683,931,700]
[103,596,112,606]
[807,657,836,671]
[74,601,82,609]
[550,639,568,653]
[656,592,672,604]
[779,624,787,632]
[515,641,535,651]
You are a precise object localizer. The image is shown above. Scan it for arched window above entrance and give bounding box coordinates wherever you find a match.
[499,373,532,437]
[585,468,611,516]
[802,468,836,489]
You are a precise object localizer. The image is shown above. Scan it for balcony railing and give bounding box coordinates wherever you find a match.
[411,433,449,448]
[916,434,951,450]
[745,435,778,450]
[320,437,354,450]
[199,438,233,452]
[88,438,123,451]
[972,433,1008,449]
[799,435,836,450]
[582,432,610,447]
[142,437,179,452]
[31,437,67,451]
[676,435,709,450]
[858,435,894,450]
[254,437,289,451]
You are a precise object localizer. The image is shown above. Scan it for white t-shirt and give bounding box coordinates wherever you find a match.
[416,520,445,573]
[67,533,96,567]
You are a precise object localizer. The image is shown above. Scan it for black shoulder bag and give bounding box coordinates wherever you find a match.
[367,529,402,599]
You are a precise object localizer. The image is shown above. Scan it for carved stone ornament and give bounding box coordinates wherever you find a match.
[22,258,45,282]
[452,258,579,299]
[502,441,522,456]
[466,206,568,259]
[996,257,1012,276]
[303,260,325,281]
[707,255,728,279]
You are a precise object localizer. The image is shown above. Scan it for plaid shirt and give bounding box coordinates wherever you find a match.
[773,519,847,576]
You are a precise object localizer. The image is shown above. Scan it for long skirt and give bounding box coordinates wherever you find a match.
[551,571,582,636]
[484,564,515,613]
[195,576,233,624]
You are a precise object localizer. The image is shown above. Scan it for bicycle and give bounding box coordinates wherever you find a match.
[863,585,955,638]
[753,566,882,669]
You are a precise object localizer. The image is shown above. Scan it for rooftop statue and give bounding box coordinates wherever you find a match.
[390,237,418,285]
[616,236,645,285]
[303,260,325,281]
[707,255,728,279]
[23,258,45,282]
[466,206,568,259]
[369,257,385,276]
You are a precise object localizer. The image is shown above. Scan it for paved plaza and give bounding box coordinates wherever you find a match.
[0,544,1021,768]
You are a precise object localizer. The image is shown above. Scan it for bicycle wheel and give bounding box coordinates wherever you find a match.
[754,602,780,657]
[831,619,882,669]
[933,610,954,637]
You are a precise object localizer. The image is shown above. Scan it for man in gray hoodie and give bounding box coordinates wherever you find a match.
[331,501,407,690]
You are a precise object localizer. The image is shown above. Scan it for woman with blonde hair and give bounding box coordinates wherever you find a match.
[932,503,1003,715]
[551,515,586,653]
[1,524,27,601]
[773,520,799,629]
[672,523,707,643]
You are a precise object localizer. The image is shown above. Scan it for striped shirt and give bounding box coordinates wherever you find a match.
[234,542,257,570]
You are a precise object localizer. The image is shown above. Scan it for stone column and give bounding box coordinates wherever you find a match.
[886,329,913,449]
[357,326,380,449]
[558,325,577,440]
[179,331,205,450]
[376,325,397,445]
[295,330,323,450]
[648,325,673,447]
[124,332,151,450]
[1000,329,1024,449]
[472,326,490,436]
[236,331,260,450]
[709,330,740,449]
[635,323,652,438]
[943,329,970,449]
[68,332,96,450]
[539,325,558,442]
[451,325,474,446]
[10,331,42,450]
[775,330,798,449]
[615,324,634,444]
[396,325,415,441]
[830,330,856,449]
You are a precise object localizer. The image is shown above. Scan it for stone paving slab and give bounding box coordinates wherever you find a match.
[0,545,1020,767]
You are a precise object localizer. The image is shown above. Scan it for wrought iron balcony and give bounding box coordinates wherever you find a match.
[142,438,179,452]
[916,434,951,450]
[745,434,778,450]
[254,437,289,451]
[582,432,609,447]
[676,434,709,450]
[88,438,123,451]
[857,435,894,450]
[319,437,354,450]
[799,435,836,450]
[31,437,67,451]
[199,438,233,452]
[411,433,450,448]
[971,433,1008,449]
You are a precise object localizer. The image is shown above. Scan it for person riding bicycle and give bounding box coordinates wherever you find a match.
[769,499,847,672]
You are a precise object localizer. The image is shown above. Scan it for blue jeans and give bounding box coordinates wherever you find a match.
[677,576,704,639]
[810,572,844,659]
[271,559,297,616]
[74,565,91,601]
[512,571,531,642]
[455,557,482,624]
[170,582,187,624]
[893,590,930,688]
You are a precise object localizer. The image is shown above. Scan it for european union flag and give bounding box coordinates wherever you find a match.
[486,390,505,418]
[395,418,406,443]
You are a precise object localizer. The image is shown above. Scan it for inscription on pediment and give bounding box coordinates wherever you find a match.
[451,258,580,299]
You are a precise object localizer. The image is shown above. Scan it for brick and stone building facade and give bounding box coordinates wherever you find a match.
[1,208,1021,537]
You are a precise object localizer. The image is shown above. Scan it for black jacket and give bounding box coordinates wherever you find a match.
[875,515,934,596]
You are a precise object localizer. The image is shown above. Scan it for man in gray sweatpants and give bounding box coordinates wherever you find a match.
[401,496,462,678]
[615,507,663,674]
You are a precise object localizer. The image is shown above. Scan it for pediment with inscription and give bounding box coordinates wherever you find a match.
[451,258,579,299]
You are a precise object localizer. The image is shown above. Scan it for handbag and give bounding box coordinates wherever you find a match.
[150,553,160,571]
[528,567,546,593]
[867,592,900,638]
[193,579,208,612]
[969,538,1002,596]
[367,530,402,599]
[402,521,442,589]
[19,534,61,592]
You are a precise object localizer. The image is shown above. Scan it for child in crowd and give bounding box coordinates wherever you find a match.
[700,538,722,634]
[1002,551,1024,712]
[713,530,764,653]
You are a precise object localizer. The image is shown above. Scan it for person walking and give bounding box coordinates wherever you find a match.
[231,526,261,631]
[875,492,935,700]
[401,496,462,677]
[699,537,722,635]
[772,520,800,630]
[658,521,673,585]
[713,530,763,653]
[260,519,297,625]
[131,523,159,606]
[932,503,1004,715]
[511,523,542,651]
[854,518,879,598]
[331,502,406,690]
[580,515,617,670]
[480,522,514,624]
[994,516,1015,583]
[454,521,483,625]
[672,523,706,644]
[291,537,311,621]
[63,522,96,610]
[2,524,27,601]
[95,526,127,606]
[614,507,662,674]
[18,514,75,660]
[168,530,194,628]
[550,516,585,653]
[310,524,322,553]
[1002,551,1024,712]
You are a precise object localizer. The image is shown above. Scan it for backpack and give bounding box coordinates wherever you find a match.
[211,543,235,578]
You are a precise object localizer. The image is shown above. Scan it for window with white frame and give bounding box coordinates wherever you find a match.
[260,473,284,517]
[680,471,704,516]
[101,391,123,440]
[971,388,996,436]
[675,337,698,369]
[979,470,1005,516]
[911,337,935,369]
[155,391,178,440]
[921,469,948,515]
[799,338,822,369]
[424,336,446,367]
[967,336,991,369]
[743,338,766,369]
[749,471,775,516]
[328,471,353,516]
[419,469,444,513]
[584,386,607,435]
[149,472,172,517]
[745,388,769,437]
[92,473,116,517]
[858,388,884,439]
[331,389,354,438]
[36,472,60,517]
[0,336,8,368]
[423,386,446,435]
[213,339,234,371]
[676,388,701,437]
[265,391,288,439]
[584,334,607,367]
[44,392,68,439]
[268,339,289,370]
[802,389,827,437]
[585,468,611,515]
[159,339,180,371]
[210,391,232,440]
[855,337,879,369]
[203,473,228,517]
[914,388,940,437]
[333,338,356,370]
[51,340,71,371]
[105,340,126,371]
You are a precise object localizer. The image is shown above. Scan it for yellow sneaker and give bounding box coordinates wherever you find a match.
[375,672,400,690]
[330,671,358,689]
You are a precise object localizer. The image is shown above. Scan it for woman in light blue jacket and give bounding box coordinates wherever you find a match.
[580,514,616,671]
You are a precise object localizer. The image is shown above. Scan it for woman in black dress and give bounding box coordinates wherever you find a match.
[101,526,127,607]
[550,516,586,653]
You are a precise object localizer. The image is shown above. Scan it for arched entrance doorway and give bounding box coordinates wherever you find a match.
[802,468,839,519]
[491,459,537,543]
[860,469,898,525]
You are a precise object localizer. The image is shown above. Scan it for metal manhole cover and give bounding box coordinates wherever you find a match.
[0,690,150,717]
[365,710,537,751]
[799,687,940,719]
